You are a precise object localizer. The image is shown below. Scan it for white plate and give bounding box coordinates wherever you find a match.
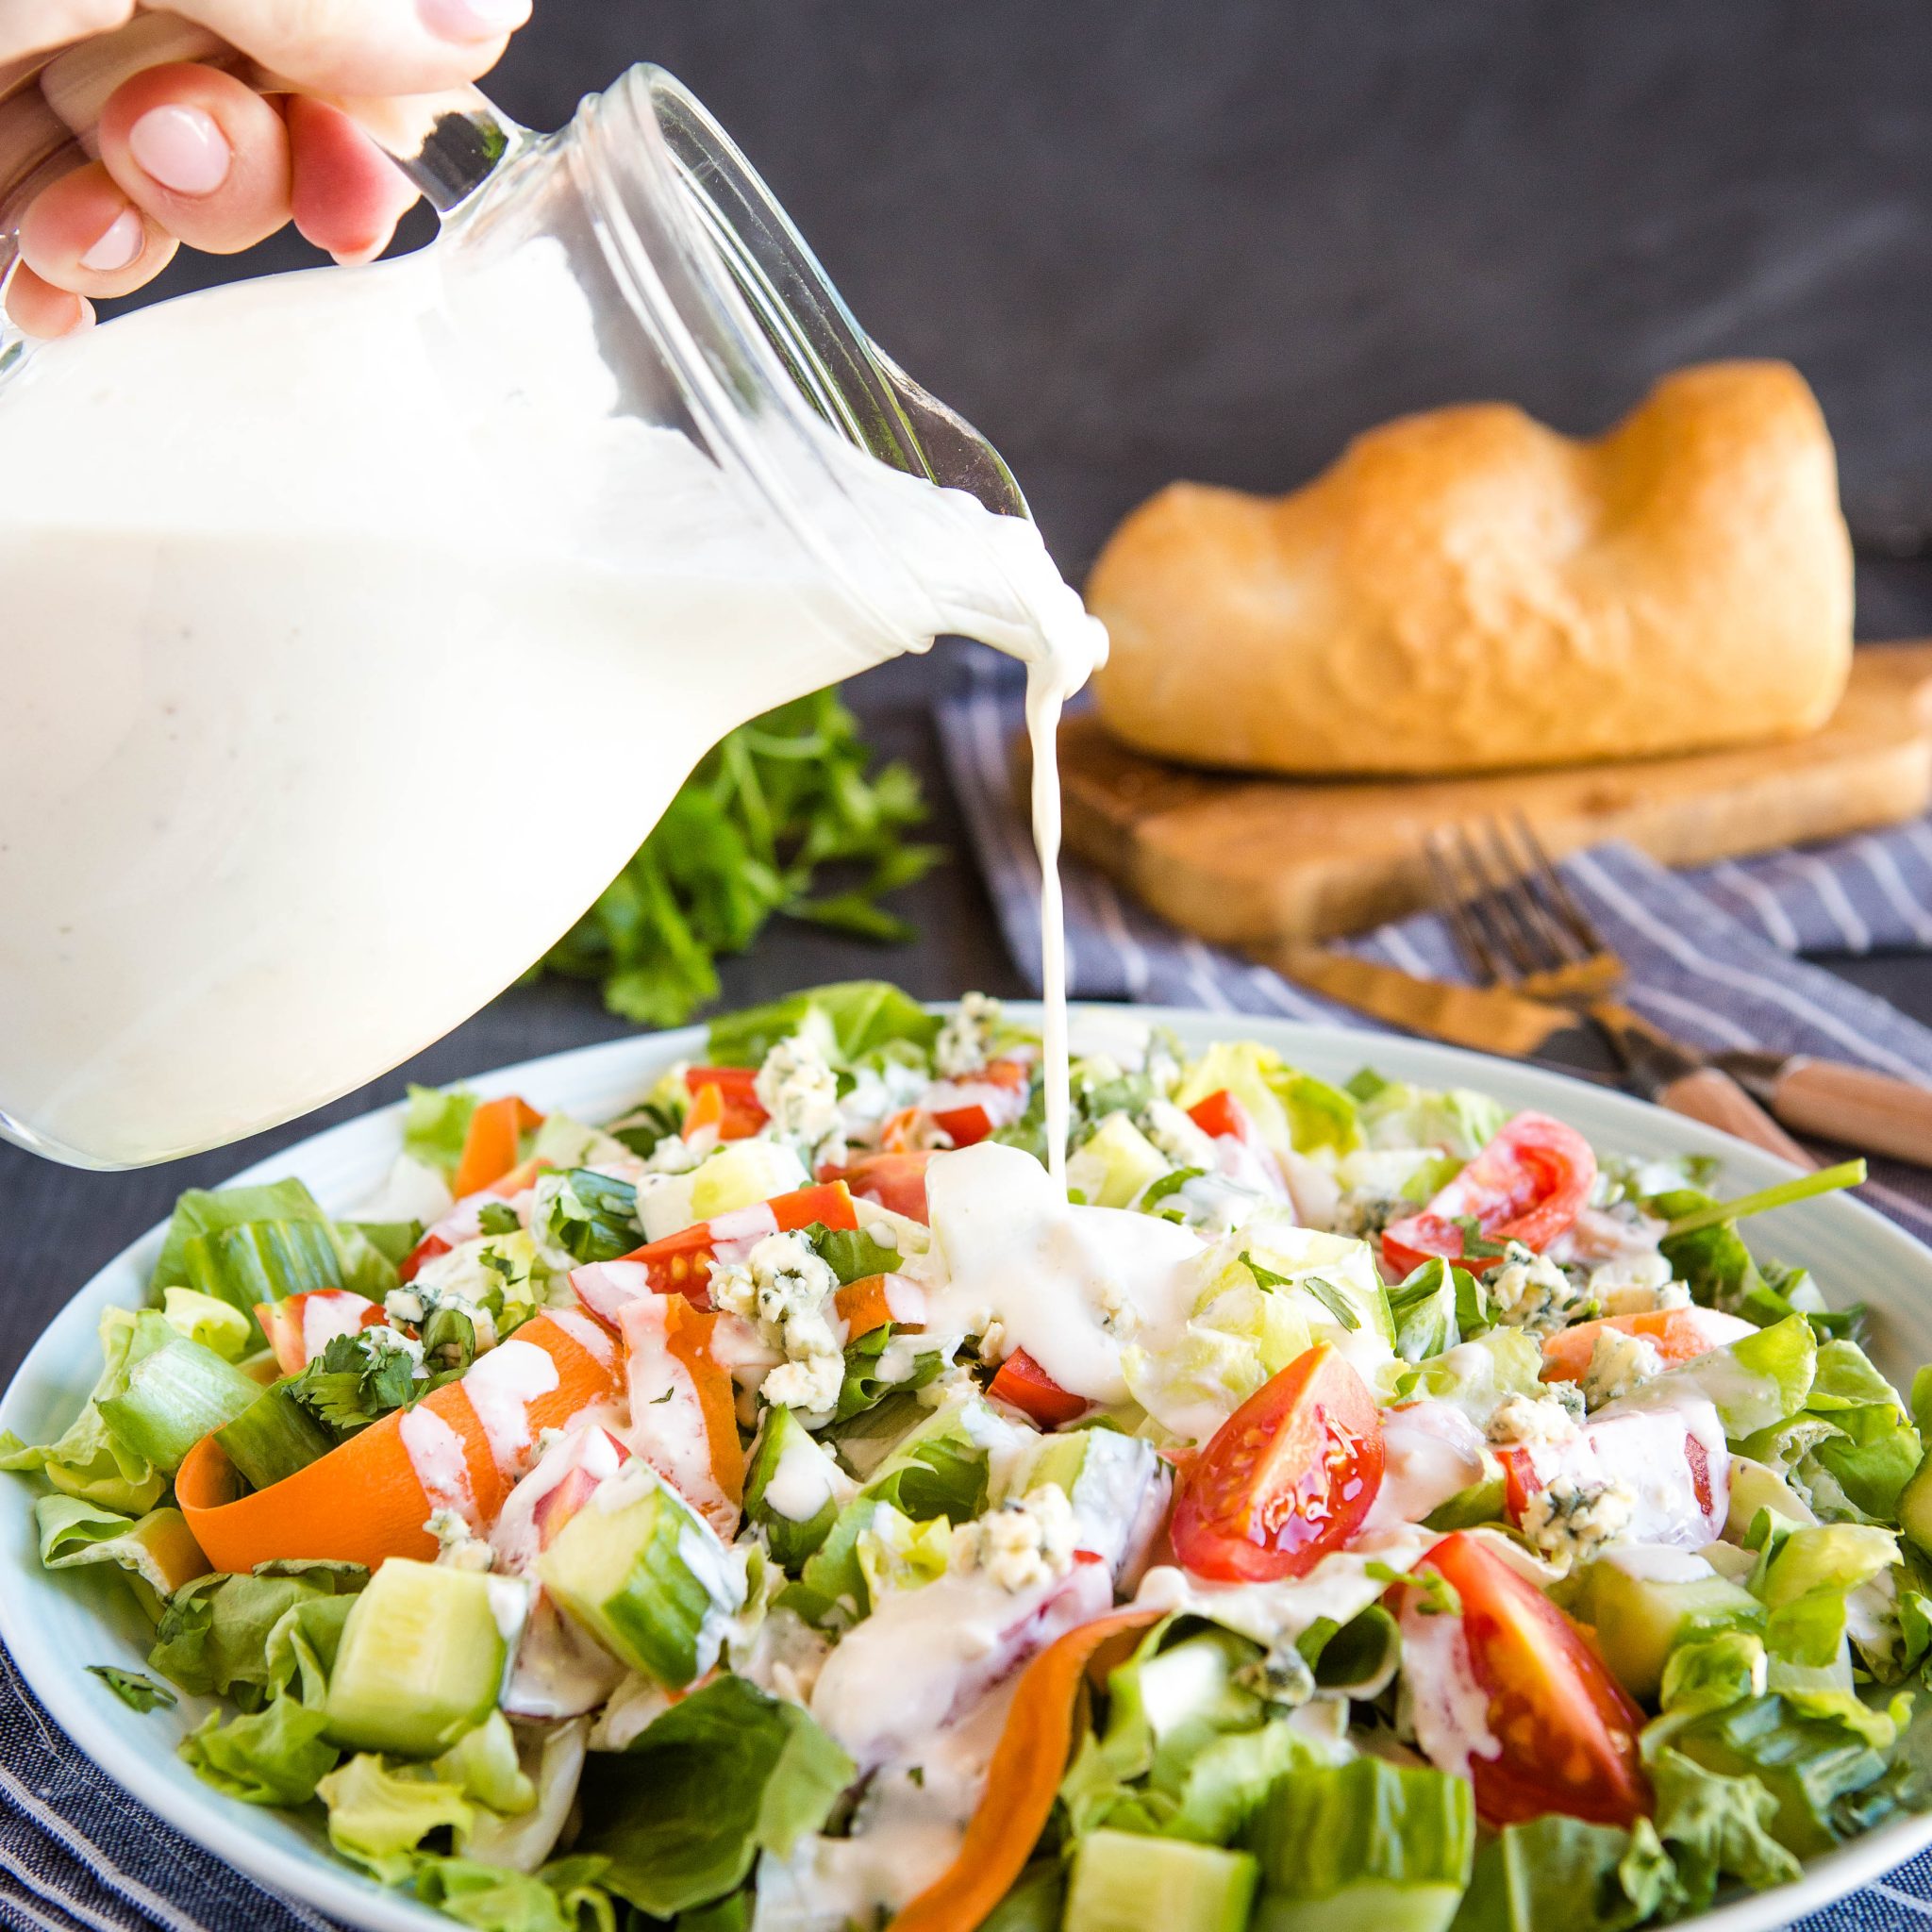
[3,1008,1929,1932]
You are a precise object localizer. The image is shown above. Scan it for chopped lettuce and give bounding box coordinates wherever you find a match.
[403,1087,479,1179]
[0,1307,164,1515]
[706,980,940,1070]
[184,1695,340,1807]
[1451,1816,1674,1932]
[34,1496,208,1598]
[572,1676,853,1917]
[1389,1330,1544,1423]
[150,1565,365,1703]
[1174,1042,1361,1155]
[159,1288,253,1362]
[1348,1070,1509,1159]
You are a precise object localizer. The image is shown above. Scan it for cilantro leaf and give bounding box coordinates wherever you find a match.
[1303,1274,1362,1332]
[88,1664,177,1711]
[1141,1167,1204,1208]
[477,1201,521,1237]
[285,1331,418,1436]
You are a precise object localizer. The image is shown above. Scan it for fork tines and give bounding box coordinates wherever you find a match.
[1424,813,1611,995]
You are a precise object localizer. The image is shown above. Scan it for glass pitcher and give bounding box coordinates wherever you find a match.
[0,28,1077,1171]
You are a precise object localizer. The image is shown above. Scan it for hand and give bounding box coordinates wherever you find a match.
[2,0,530,337]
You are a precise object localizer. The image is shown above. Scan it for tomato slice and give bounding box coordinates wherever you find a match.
[1169,1342,1383,1583]
[619,1181,858,1303]
[255,1290,386,1376]
[931,1104,992,1147]
[683,1066,769,1140]
[988,1348,1091,1427]
[822,1151,935,1223]
[1382,1111,1596,1275]
[1186,1089,1257,1143]
[1408,1531,1650,1827]
[398,1231,452,1283]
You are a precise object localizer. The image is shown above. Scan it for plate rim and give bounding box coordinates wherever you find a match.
[2,1004,1927,1932]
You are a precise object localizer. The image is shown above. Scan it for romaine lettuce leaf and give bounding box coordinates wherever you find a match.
[150,1565,363,1702]
[0,1307,164,1515]
[573,1676,853,1917]
[1450,1814,1674,1932]
[33,1496,208,1597]
[159,1288,252,1362]
[402,1086,479,1179]
[706,981,940,1070]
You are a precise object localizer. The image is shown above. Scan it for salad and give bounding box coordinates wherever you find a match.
[6,981,1926,1932]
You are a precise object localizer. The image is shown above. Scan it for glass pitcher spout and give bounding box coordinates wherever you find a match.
[641,69,1027,523]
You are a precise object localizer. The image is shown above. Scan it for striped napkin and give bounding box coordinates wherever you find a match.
[8,675,1932,1932]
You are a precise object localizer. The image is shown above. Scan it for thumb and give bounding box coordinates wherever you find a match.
[160,0,529,99]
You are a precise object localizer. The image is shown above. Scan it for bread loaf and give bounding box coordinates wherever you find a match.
[1087,361,1853,776]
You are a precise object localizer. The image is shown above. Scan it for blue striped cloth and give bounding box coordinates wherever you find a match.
[936,660,1932,1931]
[10,676,1932,1932]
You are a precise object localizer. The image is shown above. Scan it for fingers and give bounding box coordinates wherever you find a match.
[162,0,529,98]
[3,261,92,337]
[96,61,291,257]
[285,95,417,264]
[0,0,132,69]
[14,157,175,298]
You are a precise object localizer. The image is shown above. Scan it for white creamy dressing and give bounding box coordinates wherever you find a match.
[1135,1524,1438,1650]
[297,1291,376,1363]
[0,235,1102,1168]
[617,1297,737,1536]
[1519,1398,1730,1547]
[568,1260,653,1327]
[762,1428,857,1524]
[459,1338,560,1478]
[1597,1542,1719,1585]
[920,1141,1205,1403]
[1367,1403,1489,1531]
[1398,1590,1501,1782]
[545,1306,619,1371]
[398,1404,478,1528]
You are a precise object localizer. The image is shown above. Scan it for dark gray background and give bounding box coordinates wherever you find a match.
[6,0,1932,1377]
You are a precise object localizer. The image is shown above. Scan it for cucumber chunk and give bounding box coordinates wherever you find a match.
[537,1466,743,1686]
[1063,1829,1257,1932]
[1580,1550,1763,1703]
[324,1557,506,1756]
[1066,1112,1171,1209]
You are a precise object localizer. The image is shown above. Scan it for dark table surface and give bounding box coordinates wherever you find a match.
[9,0,1932,1384]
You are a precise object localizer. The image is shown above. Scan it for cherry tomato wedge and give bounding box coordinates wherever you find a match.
[619,1181,858,1304]
[255,1290,386,1377]
[1407,1532,1650,1828]
[1169,1341,1383,1583]
[822,1151,935,1223]
[988,1348,1091,1427]
[1382,1111,1596,1276]
[683,1066,769,1140]
[1186,1089,1257,1143]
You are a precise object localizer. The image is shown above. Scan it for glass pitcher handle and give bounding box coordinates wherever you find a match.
[0,11,527,383]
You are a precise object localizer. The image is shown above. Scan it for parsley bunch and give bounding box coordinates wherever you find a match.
[536,688,941,1028]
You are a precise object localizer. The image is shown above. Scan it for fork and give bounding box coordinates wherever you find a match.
[1424,815,1816,1166]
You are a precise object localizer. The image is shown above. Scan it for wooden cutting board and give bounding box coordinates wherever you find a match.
[1049,640,1932,948]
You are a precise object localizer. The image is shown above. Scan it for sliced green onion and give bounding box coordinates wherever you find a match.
[215,1383,337,1491]
[1664,1159,1867,1239]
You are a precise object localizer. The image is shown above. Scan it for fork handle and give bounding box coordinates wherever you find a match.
[1654,1067,1815,1169]
[1743,1057,1932,1168]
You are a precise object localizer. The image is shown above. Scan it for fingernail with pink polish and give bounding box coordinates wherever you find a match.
[79,208,142,273]
[419,0,531,42]
[128,105,230,196]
